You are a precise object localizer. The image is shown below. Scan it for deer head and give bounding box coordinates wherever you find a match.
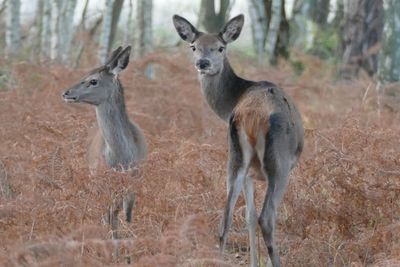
[172,14,244,76]
[62,46,131,105]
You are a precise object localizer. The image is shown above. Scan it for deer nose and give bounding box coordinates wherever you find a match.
[62,90,78,101]
[196,59,210,70]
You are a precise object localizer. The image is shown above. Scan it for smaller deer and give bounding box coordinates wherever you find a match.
[173,15,304,267]
[62,46,147,173]
[63,46,144,243]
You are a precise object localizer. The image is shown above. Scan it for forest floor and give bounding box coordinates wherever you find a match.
[0,50,399,267]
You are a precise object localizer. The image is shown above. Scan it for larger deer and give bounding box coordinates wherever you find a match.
[173,15,304,267]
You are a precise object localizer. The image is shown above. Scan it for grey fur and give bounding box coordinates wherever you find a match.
[62,46,147,171]
[173,14,304,267]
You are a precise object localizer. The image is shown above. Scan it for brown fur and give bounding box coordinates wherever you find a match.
[233,90,274,146]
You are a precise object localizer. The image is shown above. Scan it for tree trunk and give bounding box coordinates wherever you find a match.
[79,0,90,31]
[136,0,153,57]
[98,0,114,64]
[378,0,400,84]
[199,0,230,33]
[290,0,312,49]
[60,0,77,64]
[309,0,330,29]
[50,0,61,61]
[266,0,282,64]
[124,0,134,45]
[339,0,383,79]
[41,0,51,59]
[275,0,289,60]
[248,0,267,62]
[248,0,290,64]
[136,0,153,78]
[5,0,21,57]
[333,0,344,28]
[33,0,44,59]
[109,0,124,51]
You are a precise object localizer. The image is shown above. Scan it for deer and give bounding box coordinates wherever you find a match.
[173,14,304,267]
[62,46,147,173]
[62,46,146,236]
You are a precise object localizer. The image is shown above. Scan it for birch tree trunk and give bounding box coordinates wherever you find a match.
[290,0,312,49]
[50,0,61,60]
[60,0,77,64]
[41,0,51,59]
[5,0,21,58]
[248,0,267,62]
[98,0,114,64]
[79,0,90,31]
[378,0,400,84]
[266,0,282,64]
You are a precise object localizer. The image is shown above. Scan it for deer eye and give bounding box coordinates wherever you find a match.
[90,79,98,86]
[218,47,225,53]
[190,45,196,52]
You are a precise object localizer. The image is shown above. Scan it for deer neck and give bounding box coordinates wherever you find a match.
[199,57,253,121]
[95,84,134,165]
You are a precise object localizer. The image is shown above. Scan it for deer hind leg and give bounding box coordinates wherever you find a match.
[103,191,136,239]
[219,121,253,252]
[243,175,258,267]
[258,156,290,267]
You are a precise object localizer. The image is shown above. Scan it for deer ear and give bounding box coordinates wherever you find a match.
[220,14,244,43]
[107,46,131,75]
[172,15,199,43]
[104,46,123,66]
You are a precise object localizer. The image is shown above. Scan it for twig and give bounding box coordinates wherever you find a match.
[362,82,372,104]
[377,170,400,177]
[0,160,13,199]
[29,219,36,240]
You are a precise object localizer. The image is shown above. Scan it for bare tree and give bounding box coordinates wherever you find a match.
[60,0,77,64]
[275,0,290,60]
[248,0,289,64]
[41,0,51,59]
[124,0,134,45]
[339,0,383,79]
[136,0,153,57]
[310,0,330,28]
[290,0,311,49]
[378,0,400,84]
[248,0,267,62]
[79,0,90,31]
[32,0,45,59]
[199,0,230,33]
[266,0,282,64]
[109,0,124,51]
[136,0,153,77]
[5,0,21,57]
[50,0,61,60]
[98,0,114,63]
[98,0,124,64]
